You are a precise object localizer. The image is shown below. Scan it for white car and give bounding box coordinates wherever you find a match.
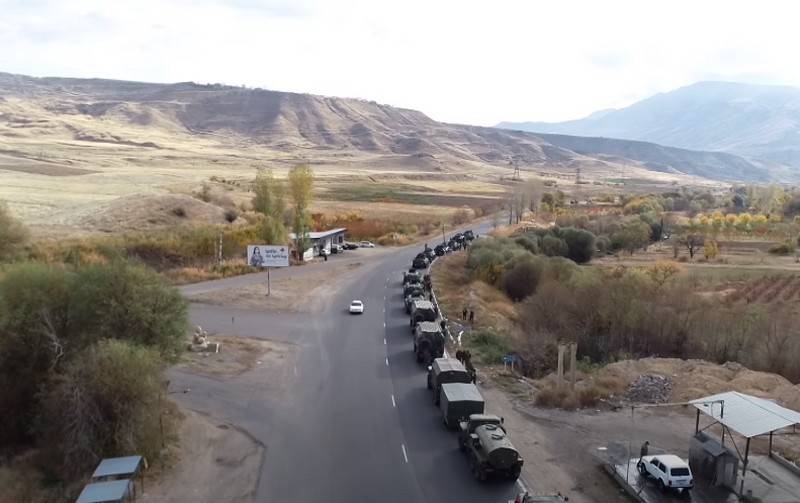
[638,454,693,493]
[349,300,364,314]
[359,241,375,248]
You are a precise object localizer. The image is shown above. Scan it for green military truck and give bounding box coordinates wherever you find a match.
[409,299,437,330]
[427,358,472,405]
[413,321,445,364]
[461,420,523,481]
[439,382,484,429]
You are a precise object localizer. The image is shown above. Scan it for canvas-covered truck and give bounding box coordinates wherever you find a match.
[463,422,523,481]
[404,291,426,314]
[403,281,424,297]
[413,322,445,364]
[427,358,473,405]
[403,271,421,286]
[439,382,485,429]
[410,299,437,330]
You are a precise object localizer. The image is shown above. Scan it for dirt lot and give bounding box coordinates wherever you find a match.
[140,410,263,503]
[177,335,295,379]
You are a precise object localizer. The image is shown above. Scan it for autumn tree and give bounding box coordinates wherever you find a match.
[251,168,287,244]
[288,164,314,257]
[646,261,682,289]
[611,219,651,255]
[679,232,705,259]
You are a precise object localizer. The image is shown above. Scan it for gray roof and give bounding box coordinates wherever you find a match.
[289,228,346,240]
[76,480,132,503]
[691,391,800,438]
[92,455,142,479]
[441,382,484,403]
[412,299,434,309]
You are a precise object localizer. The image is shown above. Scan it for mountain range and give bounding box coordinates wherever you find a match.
[0,72,785,184]
[497,81,800,176]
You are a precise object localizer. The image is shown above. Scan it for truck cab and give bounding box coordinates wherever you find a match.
[427,358,473,405]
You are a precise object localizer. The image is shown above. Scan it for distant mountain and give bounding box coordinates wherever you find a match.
[0,72,776,183]
[497,81,800,170]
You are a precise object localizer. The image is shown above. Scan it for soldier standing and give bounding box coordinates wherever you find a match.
[469,310,475,323]
[640,441,649,461]
[462,307,468,320]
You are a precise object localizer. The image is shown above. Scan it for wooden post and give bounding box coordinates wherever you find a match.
[739,437,751,497]
[556,344,565,389]
[569,342,577,391]
[266,267,271,296]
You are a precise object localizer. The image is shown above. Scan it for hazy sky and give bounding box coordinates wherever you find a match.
[1,0,798,125]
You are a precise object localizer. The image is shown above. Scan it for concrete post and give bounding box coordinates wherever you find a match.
[557,344,565,389]
[569,342,577,391]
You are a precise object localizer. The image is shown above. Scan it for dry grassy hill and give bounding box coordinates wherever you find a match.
[0,71,729,233]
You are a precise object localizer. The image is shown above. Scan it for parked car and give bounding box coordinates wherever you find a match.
[343,242,359,250]
[349,300,364,314]
[359,241,375,248]
[637,455,693,493]
[330,244,343,254]
[319,248,330,256]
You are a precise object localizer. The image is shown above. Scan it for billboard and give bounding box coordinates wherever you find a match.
[247,245,289,268]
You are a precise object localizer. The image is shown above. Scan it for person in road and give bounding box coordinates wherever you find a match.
[640,440,649,461]
[250,246,264,267]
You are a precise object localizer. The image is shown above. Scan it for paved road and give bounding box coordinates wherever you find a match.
[170,222,521,502]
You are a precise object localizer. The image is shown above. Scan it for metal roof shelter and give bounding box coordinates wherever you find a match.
[75,479,132,503]
[92,456,143,481]
[690,391,800,497]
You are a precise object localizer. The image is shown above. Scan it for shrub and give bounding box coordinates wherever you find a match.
[501,256,543,301]
[451,208,472,225]
[224,208,239,223]
[596,235,611,255]
[37,340,165,478]
[0,201,29,261]
[541,235,568,257]
[172,207,186,218]
[769,242,795,255]
[466,330,511,364]
[515,235,540,254]
[467,238,528,284]
[562,227,596,264]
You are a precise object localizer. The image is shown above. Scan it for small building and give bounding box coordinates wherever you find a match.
[289,228,347,258]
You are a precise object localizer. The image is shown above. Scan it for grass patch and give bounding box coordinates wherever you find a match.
[464,329,511,364]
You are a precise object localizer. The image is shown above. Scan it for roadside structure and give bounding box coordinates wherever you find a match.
[289,228,347,257]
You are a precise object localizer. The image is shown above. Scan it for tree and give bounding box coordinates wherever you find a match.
[646,261,682,289]
[252,168,287,244]
[611,220,651,255]
[704,240,719,260]
[502,257,543,301]
[679,232,705,259]
[0,201,29,261]
[561,228,596,264]
[540,193,556,213]
[524,179,544,213]
[38,340,164,478]
[288,164,314,258]
[541,235,568,257]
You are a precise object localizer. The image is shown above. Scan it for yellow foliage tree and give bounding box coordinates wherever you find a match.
[704,240,719,260]
[645,261,683,289]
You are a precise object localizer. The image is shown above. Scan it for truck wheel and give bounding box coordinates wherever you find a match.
[458,436,466,452]
[637,461,646,475]
[426,375,432,390]
[473,463,487,482]
[657,479,666,492]
[508,466,521,481]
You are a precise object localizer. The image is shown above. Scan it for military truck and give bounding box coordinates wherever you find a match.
[427,358,472,405]
[412,255,429,270]
[410,299,437,330]
[457,413,504,451]
[404,291,426,314]
[403,271,421,286]
[403,282,424,297]
[439,382,485,429]
[413,321,445,364]
[462,421,523,481]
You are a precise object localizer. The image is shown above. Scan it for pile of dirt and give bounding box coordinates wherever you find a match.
[625,374,673,404]
[598,357,800,411]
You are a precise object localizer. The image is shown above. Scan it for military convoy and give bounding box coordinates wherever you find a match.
[401,230,527,484]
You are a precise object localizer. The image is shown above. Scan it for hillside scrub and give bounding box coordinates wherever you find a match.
[0,260,186,483]
[0,201,29,261]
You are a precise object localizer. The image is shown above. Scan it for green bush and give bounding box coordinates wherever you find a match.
[467,238,528,284]
[515,235,540,254]
[501,256,543,301]
[467,330,511,364]
[37,340,165,478]
[561,227,596,263]
[768,242,795,255]
[541,235,568,257]
[0,201,29,261]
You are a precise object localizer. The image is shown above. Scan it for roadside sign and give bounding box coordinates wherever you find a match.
[247,245,289,268]
[502,354,519,365]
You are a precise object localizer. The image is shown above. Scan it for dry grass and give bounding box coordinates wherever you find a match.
[533,375,628,410]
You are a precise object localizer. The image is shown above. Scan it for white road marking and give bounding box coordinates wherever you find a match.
[293,365,298,377]
[383,338,386,345]
[383,307,385,313]
[385,357,389,366]
[383,322,386,328]
[391,394,396,407]
[401,444,409,463]
[515,478,527,493]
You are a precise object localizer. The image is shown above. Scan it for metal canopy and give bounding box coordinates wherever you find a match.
[92,456,142,480]
[76,479,131,503]
[691,391,800,438]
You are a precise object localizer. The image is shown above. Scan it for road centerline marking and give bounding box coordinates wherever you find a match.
[391,394,396,407]
[385,357,389,366]
[401,444,408,463]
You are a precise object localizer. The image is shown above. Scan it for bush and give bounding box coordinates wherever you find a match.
[501,256,543,301]
[224,208,239,223]
[467,238,528,284]
[172,207,186,218]
[596,235,611,255]
[562,227,596,264]
[541,235,568,257]
[515,235,540,254]
[466,330,511,364]
[37,340,165,478]
[769,242,795,255]
[0,201,29,261]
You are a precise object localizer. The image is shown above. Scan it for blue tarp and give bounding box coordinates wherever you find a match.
[92,456,142,480]
[76,479,131,503]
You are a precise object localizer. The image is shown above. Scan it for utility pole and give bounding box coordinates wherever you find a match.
[441,222,446,245]
[217,233,223,265]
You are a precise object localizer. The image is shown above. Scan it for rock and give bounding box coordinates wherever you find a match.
[626,374,673,404]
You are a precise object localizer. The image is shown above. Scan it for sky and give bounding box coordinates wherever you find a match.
[1,0,799,126]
